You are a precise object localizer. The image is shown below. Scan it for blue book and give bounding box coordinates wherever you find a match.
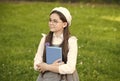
[46,46,62,64]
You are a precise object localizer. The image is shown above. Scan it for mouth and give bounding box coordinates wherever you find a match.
[49,26,55,31]
[49,26,55,29]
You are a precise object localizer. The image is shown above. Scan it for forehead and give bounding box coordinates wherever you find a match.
[49,13,60,20]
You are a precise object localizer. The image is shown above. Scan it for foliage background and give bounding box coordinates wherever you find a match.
[0,0,120,4]
[0,2,120,81]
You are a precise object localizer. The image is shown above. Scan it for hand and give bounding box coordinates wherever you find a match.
[52,59,64,66]
[37,62,48,73]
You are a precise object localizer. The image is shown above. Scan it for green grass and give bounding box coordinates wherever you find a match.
[0,2,120,81]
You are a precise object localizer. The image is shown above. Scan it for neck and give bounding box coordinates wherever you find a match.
[54,31,63,37]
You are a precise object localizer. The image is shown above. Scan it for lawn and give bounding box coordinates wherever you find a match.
[0,2,120,81]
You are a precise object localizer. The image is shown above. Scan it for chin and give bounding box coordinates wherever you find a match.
[50,29,55,32]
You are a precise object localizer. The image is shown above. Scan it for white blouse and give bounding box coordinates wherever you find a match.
[34,33,78,74]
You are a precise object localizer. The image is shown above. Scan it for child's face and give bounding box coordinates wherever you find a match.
[49,13,67,34]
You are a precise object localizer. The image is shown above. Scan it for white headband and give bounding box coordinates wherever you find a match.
[51,7,72,26]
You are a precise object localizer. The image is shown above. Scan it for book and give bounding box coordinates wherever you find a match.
[46,46,62,64]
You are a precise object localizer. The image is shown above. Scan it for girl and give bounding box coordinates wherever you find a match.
[34,7,79,81]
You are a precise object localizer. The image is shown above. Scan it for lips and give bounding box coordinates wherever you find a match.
[49,26,55,31]
[49,26,55,29]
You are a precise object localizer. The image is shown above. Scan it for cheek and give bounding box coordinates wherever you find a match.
[48,25,56,31]
[48,22,55,28]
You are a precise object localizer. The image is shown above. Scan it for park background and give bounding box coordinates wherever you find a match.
[0,0,120,81]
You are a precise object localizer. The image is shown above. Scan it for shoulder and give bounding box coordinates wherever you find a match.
[41,33,47,37]
[41,33,47,38]
[69,36,78,41]
[68,36,78,49]
[40,33,47,41]
[68,36,78,44]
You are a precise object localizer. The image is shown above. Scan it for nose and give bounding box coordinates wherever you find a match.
[49,21,53,25]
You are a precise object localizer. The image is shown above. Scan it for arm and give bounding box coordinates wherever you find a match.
[37,59,63,73]
[38,36,78,74]
[34,34,46,71]
[59,36,78,74]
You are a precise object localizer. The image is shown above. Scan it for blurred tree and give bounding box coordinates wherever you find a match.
[0,0,120,4]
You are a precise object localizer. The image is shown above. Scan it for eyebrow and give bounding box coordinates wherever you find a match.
[49,17,62,22]
[49,17,58,20]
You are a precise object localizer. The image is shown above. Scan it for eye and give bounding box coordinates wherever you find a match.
[49,19,58,23]
[53,20,58,23]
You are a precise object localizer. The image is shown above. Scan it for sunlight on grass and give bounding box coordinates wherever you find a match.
[101,16,120,22]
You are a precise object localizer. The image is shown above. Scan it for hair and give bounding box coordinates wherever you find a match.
[43,11,71,63]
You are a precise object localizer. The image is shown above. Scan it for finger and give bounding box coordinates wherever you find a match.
[37,66,41,71]
[36,64,40,68]
[61,62,64,64]
[38,69,41,72]
[54,59,62,63]
[58,62,64,65]
[41,70,45,73]
[40,68,45,73]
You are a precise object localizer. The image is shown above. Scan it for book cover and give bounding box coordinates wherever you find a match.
[46,46,62,64]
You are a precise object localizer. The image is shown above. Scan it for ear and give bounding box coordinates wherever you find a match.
[63,22,67,28]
